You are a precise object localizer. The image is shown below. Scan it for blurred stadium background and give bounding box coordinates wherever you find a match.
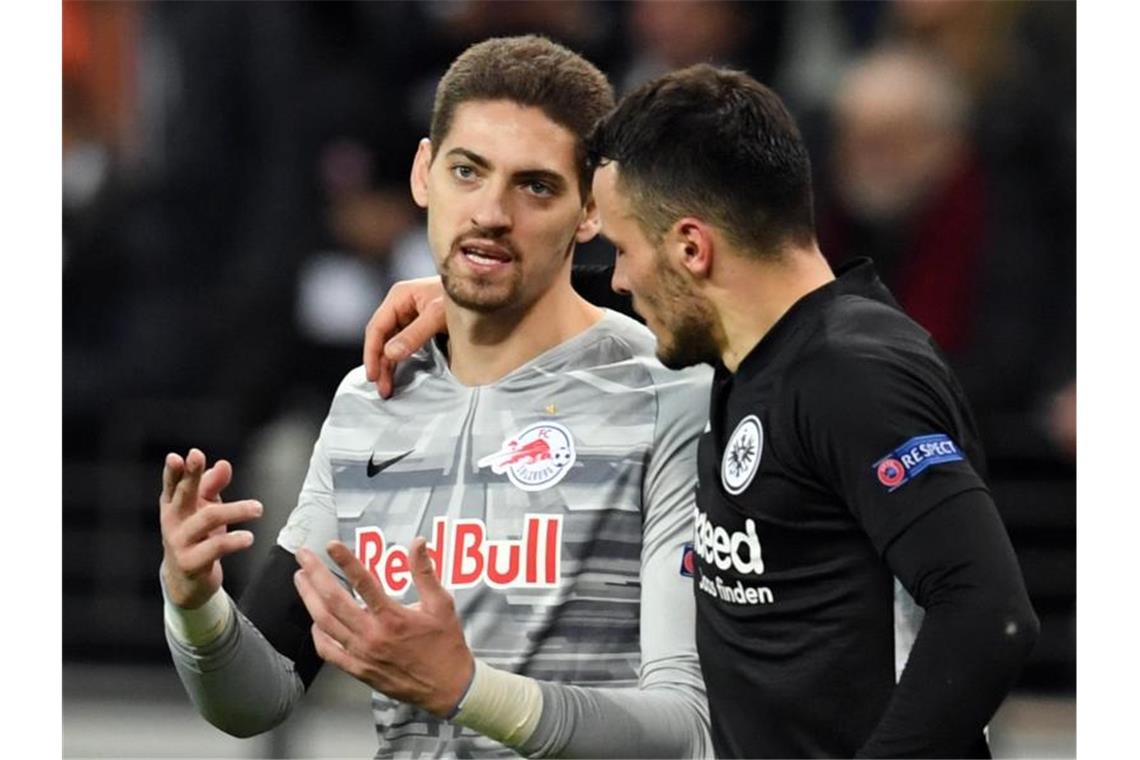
[62,1,1075,757]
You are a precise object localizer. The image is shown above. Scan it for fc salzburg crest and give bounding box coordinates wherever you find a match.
[722,415,763,495]
[477,422,576,492]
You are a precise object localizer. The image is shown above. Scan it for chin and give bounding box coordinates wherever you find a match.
[654,319,719,370]
[656,341,701,370]
[443,277,519,314]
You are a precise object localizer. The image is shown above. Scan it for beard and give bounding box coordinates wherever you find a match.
[646,252,722,370]
[655,307,721,369]
[438,240,525,314]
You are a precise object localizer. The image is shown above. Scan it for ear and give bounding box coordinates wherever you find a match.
[671,218,715,279]
[575,193,601,243]
[409,138,432,209]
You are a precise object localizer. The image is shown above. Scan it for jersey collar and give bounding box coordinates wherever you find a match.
[731,257,891,382]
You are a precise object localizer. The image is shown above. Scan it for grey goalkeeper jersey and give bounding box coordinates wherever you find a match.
[277,310,711,757]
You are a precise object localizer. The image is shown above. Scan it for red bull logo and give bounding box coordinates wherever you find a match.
[355,515,562,596]
[477,422,576,492]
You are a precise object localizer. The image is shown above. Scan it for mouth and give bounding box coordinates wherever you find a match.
[457,239,514,270]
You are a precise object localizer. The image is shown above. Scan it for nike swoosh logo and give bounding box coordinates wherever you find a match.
[367,450,413,478]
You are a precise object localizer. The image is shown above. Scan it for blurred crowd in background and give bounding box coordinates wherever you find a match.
[62,0,1075,699]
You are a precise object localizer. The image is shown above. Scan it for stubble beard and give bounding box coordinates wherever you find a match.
[439,248,525,314]
[655,304,721,370]
[649,253,722,370]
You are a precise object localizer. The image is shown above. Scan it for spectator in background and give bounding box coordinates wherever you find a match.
[818,46,1072,462]
[886,0,1076,460]
[823,47,980,356]
[292,139,432,400]
[618,0,786,93]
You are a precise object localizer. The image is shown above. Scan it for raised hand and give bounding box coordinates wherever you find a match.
[293,538,475,716]
[362,276,447,399]
[159,448,263,609]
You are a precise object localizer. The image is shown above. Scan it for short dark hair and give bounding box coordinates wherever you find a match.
[587,64,815,255]
[431,35,614,198]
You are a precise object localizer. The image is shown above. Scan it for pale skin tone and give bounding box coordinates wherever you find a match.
[364,161,837,394]
[160,99,606,716]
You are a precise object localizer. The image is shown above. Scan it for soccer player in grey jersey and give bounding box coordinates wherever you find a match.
[159,36,712,758]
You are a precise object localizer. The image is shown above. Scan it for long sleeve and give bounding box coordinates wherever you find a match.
[164,586,306,738]
[164,415,340,736]
[856,490,1039,757]
[513,363,713,758]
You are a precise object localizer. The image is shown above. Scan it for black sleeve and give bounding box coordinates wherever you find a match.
[793,345,989,554]
[570,263,639,321]
[238,545,324,689]
[855,490,1040,758]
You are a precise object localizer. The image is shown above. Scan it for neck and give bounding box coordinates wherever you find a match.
[711,242,835,373]
[446,276,603,386]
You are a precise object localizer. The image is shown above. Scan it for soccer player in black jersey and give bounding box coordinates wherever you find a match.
[365,64,1039,758]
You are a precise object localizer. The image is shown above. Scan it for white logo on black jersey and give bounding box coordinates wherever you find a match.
[722,415,763,494]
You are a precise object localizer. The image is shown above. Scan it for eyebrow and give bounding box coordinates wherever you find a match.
[445,147,570,194]
[445,147,491,170]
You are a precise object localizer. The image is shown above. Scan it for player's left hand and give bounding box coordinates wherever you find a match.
[293,538,475,717]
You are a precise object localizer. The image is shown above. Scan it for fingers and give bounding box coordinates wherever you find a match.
[171,530,255,577]
[366,279,446,396]
[377,297,447,398]
[363,305,390,384]
[310,622,357,673]
[294,548,367,644]
[365,281,420,383]
[199,459,234,503]
[173,499,263,546]
[167,448,206,517]
[161,453,184,504]
[384,296,446,362]
[408,537,451,615]
[378,356,396,400]
[327,541,399,614]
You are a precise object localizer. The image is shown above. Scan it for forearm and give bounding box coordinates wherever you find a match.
[856,598,1036,757]
[521,663,711,758]
[454,657,711,759]
[165,590,305,738]
[858,493,1040,757]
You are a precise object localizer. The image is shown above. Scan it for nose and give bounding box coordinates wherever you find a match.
[470,185,512,235]
[611,253,630,295]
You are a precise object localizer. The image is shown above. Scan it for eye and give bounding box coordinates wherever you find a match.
[451,164,477,181]
[523,180,554,197]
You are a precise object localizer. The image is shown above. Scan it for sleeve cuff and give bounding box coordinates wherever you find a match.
[453,659,544,748]
[162,585,235,647]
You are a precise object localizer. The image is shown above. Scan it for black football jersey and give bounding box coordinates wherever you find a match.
[693,258,989,757]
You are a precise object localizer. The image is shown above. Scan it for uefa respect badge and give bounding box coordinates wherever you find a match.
[873,433,964,492]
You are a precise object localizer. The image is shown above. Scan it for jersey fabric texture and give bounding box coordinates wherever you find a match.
[278,309,711,757]
[693,258,990,757]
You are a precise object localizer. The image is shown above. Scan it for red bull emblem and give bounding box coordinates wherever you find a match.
[355,515,562,596]
[477,422,576,492]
